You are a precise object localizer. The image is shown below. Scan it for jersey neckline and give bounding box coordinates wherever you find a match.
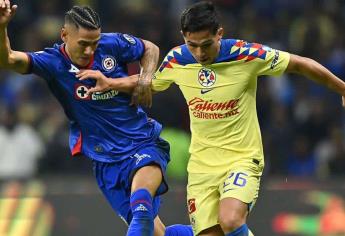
[59,44,94,69]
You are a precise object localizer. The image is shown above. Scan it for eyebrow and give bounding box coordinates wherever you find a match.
[78,38,100,44]
[187,39,213,46]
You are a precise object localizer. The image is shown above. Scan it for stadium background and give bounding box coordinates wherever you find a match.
[0,0,345,235]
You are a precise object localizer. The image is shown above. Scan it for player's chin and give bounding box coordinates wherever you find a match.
[77,58,91,67]
[199,60,211,66]
[198,58,212,65]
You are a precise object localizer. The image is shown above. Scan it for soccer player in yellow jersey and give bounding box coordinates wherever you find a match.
[78,2,345,236]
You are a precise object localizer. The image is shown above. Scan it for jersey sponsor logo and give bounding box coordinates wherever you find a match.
[134,204,148,212]
[123,34,136,45]
[92,90,119,100]
[131,153,151,165]
[270,50,280,69]
[200,88,213,94]
[189,97,239,112]
[188,97,240,119]
[69,64,80,73]
[74,84,119,101]
[198,68,216,87]
[188,198,196,214]
[102,56,117,72]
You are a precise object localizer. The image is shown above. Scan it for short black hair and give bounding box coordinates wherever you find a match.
[65,6,101,30]
[180,1,220,35]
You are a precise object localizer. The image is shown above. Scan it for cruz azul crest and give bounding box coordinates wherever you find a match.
[102,55,117,72]
[198,68,216,87]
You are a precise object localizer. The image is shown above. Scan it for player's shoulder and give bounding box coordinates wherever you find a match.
[30,43,63,62]
[219,38,263,53]
[99,33,140,46]
[158,44,197,72]
[216,38,269,63]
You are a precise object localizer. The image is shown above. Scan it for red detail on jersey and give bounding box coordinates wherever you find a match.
[170,57,178,64]
[245,55,257,62]
[188,199,196,214]
[84,56,94,69]
[188,97,239,112]
[60,44,94,69]
[71,132,82,156]
[234,40,246,47]
[172,46,181,50]
[258,49,266,57]
[74,84,91,100]
[60,44,69,59]
[165,62,173,69]
[236,54,247,60]
[130,200,152,207]
[210,73,215,81]
[251,43,263,49]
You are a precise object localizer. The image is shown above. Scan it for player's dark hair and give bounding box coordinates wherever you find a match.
[65,6,101,30]
[181,1,220,35]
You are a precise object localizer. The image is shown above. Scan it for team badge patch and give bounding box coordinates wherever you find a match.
[198,68,216,87]
[102,56,116,72]
[123,34,136,45]
[188,198,196,214]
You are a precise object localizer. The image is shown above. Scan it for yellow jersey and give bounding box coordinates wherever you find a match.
[153,39,290,173]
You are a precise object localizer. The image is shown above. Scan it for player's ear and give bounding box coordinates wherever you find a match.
[217,27,224,39]
[180,30,188,42]
[61,27,68,43]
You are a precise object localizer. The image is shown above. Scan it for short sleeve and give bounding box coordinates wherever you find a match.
[256,46,290,76]
[113,33,145,63]
[152,52,175,92]
[27,50,55,80]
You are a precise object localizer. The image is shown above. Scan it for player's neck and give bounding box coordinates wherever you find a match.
[63,44,74,62]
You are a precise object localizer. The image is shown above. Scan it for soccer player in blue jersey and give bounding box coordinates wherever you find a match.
[79,2,345,236]
[0,2,192,236]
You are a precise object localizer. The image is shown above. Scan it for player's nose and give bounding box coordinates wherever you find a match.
[84,46,94,56]
[195,47,206,58]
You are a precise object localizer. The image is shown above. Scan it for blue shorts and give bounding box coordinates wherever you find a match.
[92,138,170,225]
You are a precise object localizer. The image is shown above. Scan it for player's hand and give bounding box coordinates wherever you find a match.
[76,70,112,95]
[131,73,152,107]
[342,95,345,108]
[0,0,17,28]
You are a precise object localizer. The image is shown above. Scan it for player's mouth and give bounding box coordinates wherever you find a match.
[79,57,91,63]
[199,58,210,64]
[80,56,90,60]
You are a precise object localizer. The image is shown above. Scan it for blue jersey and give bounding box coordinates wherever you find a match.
[27,33,162,163]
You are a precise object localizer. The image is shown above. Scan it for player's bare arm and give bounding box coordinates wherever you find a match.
[0,1,29,74]
[286,54,345,107]
[76,69,139,95]
[131,39,159,107]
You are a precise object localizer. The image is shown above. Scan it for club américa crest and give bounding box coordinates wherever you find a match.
[198,68,216,87]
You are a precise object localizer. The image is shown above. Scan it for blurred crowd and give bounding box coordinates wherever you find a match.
[0,0,344,180]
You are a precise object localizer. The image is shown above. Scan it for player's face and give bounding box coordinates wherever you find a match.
[183,28,223,65]
[61,24,101,67]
